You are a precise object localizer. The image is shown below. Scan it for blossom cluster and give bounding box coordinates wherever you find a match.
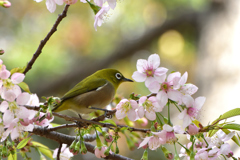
[115,54,235,159]
[116,54,201,127]
[34,0,117,30]
[0,59,52,142]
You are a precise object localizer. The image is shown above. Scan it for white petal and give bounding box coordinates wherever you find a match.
[156,91,168,107]
[179,72,188,85]
[167,90,181,102]
[167,72,181,83]
[145,110,156,121]
[132,71,146,82]
[148,54,160,69]
[146,81,160,93]
[17,92,31,105]
[194,96,206,110]
[136,59,148,73]
[138,136,152,149]
[54,0,64,5]
[182,95,194,107]
[163,124,173,132]
[115,110,126,120]
[11,73,25,84]
[0,101,8,112]
[127,109,137,121]
[107,0,116,9]
[137,106,145,118]
[46,0,56,13]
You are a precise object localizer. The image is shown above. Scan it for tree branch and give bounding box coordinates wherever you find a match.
[23,4,70,75]
[32,126,133,160]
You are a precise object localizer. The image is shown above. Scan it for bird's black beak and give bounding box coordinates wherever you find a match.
[123,77,134,82]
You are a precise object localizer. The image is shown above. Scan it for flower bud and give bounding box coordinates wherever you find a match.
[187,124,199,135]
[226,151,233,158]
[63,0,77,5]
[0,1,11,8]
[105,134,113,142]
[141,149,148,160]
[80,141,87,155]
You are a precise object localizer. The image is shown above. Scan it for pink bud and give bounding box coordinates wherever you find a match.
[166,153,174,159]
[20,118,30,126]
[105,135,113,142]
[63,0,77,5]
[2,1,11,8]
[187,124,199,135]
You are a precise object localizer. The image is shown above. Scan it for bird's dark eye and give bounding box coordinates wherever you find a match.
[115,73,122,80]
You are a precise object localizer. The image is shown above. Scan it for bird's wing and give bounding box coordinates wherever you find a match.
[61,78,108,101]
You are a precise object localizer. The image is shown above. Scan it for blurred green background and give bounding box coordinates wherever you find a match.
[2,0,240,159]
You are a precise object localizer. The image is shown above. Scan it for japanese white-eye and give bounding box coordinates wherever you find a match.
[52,69,133,114]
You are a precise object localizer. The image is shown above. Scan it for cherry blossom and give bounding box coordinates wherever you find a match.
[115,99,138,121]
[34,0,64,13]
[138,96,163,121]
[94,5,110,31]
[132,54,168,89]
[178,95,206,128]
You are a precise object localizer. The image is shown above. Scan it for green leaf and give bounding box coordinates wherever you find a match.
[10,66,26,74]
[211,108,240,125]
[50,123,61,127]
[222,123,240,131]
[32,141,53,160]
[222,129,240,147]
[120,127,129,131]
[100,119,117,127]
[17,137,31,149]
[8,149,17,160]
[18,82,31,93]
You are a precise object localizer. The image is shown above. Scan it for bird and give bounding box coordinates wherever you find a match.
[51,68,133,115]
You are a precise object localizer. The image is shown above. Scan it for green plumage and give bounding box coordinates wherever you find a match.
[52,69,133,114]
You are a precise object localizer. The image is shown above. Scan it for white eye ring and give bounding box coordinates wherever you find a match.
[115,73,122,80]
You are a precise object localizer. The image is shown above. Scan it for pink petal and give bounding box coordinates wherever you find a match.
[148,54,160,69]
[12,85,22,97]
[3,110,14,126]
[167,90,181,102]
[115,110,126,120]
[127,109,137,121]
[16,92,30,105]
[182,95,194,107]
[179,72,188,85]
[137,106,145,118]
[154,67,168,77]
[138,136,152,149]
[55,0,64,5]
[178,109,187,120]
[0,101,8,112]
[156,91,168,107]
[46,0,56,13]
[107,0,116,9]
[139,96,147,104]
[145,110,156,121]
[130,100,138,109]
[11,127,20,140]
[194,96,206,110]
[182,115,192,128]
[167,72,181,83]
[132,71,146,82]
[182,84,198,95]
[154,72,167,83]
[2,90,16,102]
[0,70,10,79]
[163,124,173,132]
[147,81,160,93]
[11,73,25,84]
[136,59,148,73]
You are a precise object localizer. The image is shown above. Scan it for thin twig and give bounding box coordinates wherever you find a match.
[24,105,150,133]
[23,4,70,75]
[57,143,62,160]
